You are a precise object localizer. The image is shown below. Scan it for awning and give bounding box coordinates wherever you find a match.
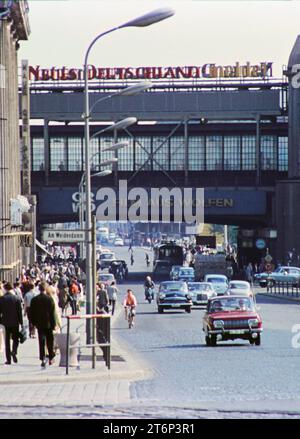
[35,239,53,257]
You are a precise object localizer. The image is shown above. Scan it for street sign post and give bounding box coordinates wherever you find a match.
[42,229,86,242]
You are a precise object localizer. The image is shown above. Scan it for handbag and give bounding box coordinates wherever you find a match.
[18,327,27,344]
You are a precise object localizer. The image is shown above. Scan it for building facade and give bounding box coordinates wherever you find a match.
[0,1,30,281]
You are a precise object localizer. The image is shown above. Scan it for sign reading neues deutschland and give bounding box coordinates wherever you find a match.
[43,229,85,243]
[29,62,273,81]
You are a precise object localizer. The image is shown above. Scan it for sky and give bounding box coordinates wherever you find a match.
[18,0,300,78]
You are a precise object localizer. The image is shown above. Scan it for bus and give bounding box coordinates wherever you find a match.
[97,227,109,244]
[153,241,184,267]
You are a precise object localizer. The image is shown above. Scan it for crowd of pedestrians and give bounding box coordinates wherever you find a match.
[0,259,127,368]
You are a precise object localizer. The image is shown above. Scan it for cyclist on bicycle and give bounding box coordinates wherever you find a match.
[144,276,155,301]
[123,289,137,326]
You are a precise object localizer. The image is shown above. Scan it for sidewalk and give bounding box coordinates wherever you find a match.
[0,304,152,386]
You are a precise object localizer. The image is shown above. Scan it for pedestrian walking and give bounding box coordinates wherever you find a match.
[57,272,69,316]
[30,282,56,368]
[23,282,37,338]
[0,282,23,365]
[107,281,118,316]
[68,277,80,315]
[97,283,109,313]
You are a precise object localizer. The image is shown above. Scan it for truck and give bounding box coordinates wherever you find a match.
[194,252,229,281]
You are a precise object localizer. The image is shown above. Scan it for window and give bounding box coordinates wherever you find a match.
[89,137,100,171]
[206,136,222,170]
[224,136,241,170]
[278,136,288,171]
[261,135,277,170]
[153,136,169,171]
[242,135,256,170]
[189,136,205,170]
[68,137,82,171]
[117,136,134,171]
[135,137,152,171]
[32,137,44,171]
[170,137,185,170]
[99,136,114,170]
[50,137,66,171]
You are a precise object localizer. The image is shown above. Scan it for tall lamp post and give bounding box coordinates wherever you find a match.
[83,7,175,342]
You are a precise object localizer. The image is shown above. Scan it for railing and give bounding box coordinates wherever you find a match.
[266,281,300,297]
[66,314,111,375]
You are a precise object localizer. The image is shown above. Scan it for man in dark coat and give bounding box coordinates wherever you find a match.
[30,282,56,367]
[0,282,23,365]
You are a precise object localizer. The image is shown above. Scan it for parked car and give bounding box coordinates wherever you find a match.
[156,281,192,314]
[99,252,116,269]
[109,260,128,282]
[203,295,263,346]
[98,273,116,287]
[177,267,195,282]
[187,282,216,306]
[169,265,182,280]
[203,274,229,296]
[227,281,253,297]
[254,266,300,287]
[114,237,124,247]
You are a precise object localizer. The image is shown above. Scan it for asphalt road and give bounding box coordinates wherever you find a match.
[110,245,300,416]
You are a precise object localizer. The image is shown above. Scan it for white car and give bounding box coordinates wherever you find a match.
[187,282,216,306]
[99,252,116,269]
[227,280,253,297]
[114,238,124,247]
[203,274,229,296]
[98,273,116,287]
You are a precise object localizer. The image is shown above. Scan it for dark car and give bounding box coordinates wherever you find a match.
[203,295,263,347]
[108,260,128,282]
[156,281,192,314]
[153,260,172,277]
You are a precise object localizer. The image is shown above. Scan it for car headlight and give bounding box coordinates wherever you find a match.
[159,293,166,299]
[213,320,224,329]
[248,318,259,327]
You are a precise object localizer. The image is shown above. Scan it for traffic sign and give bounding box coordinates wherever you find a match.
[255,239,266,249]
[42,229,85,243]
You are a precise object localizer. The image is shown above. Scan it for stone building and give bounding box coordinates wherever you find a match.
[0,1,30,281]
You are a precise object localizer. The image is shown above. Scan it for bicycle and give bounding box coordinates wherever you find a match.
[125,306,136,329]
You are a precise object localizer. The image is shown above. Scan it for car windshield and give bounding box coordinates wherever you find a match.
[101,254,114,259]
[209,297,255,313]
[160,282,187,292]
[230,283,248,289]
[207,277,227,283]
[188,283,211,291]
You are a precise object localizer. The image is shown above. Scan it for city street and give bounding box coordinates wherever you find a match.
[1,246,300,419]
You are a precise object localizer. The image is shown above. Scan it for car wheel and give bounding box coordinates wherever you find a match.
[205,336,211,347]
[254,334,261,346]
[185,307,191,314]
[210,335,217,347]
[158,306,164,314]
[249,338,255,345]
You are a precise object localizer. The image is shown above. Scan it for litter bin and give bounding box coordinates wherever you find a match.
[55,333,80,367]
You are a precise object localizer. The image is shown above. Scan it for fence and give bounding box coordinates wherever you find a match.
[66,314,111,375]
[267,281,300,297]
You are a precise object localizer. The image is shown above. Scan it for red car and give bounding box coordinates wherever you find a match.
[203,295,263,347]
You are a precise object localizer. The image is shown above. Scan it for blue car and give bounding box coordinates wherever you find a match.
[177,267,195,282]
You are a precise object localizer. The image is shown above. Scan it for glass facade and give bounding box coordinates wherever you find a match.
[224,136,241,170]
[206,136,222,170]
[32,137,44,171]
[242,135,256,170]
[170,137,185,171]
[261,135,277,170]
[153,137,169,171]
[189,136,205,170]
[32,133,288,173]
[278,136,288,171]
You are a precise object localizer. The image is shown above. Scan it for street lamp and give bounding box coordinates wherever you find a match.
[83,7,175,342]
